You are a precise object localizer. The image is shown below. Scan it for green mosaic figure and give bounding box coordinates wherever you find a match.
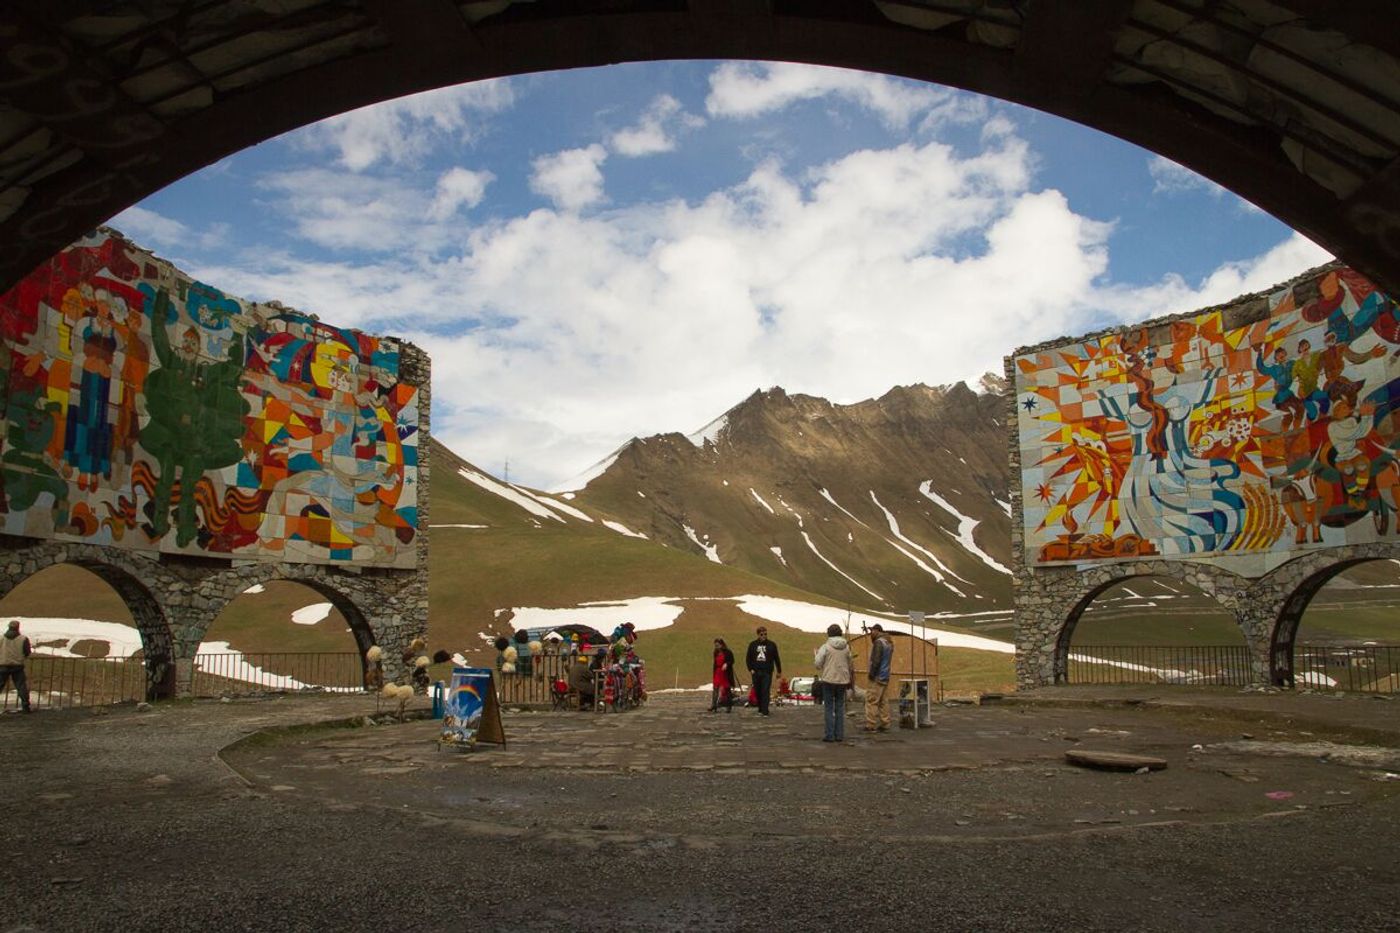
[1,381,69,523]
[141,290,249,547]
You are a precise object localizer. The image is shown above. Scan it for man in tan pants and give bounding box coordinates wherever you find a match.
[864,624,893,732]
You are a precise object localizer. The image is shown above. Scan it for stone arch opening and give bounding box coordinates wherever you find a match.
[1270,557,1400,689]
[194,571,378,695]
[0,559,174,701]
[1053,573,1246,685]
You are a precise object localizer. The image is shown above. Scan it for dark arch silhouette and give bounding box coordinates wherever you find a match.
[1052,573,1244,683]
[1,2,1398,296]
[1268,557,1398,687]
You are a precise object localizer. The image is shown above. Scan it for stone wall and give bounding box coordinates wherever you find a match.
[1005,263,1400,687]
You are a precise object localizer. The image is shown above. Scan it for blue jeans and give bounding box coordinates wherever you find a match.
[822,685,845,741]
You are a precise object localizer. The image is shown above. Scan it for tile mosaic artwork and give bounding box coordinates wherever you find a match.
[0,230,419,568]
[1014,266,1400,577]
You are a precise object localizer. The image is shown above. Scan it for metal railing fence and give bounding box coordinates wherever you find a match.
[495,651,573,705]
[190,651,364,696]
[0,656,147,711]
[1292,645,1400,694]
[1066,645,1254,686]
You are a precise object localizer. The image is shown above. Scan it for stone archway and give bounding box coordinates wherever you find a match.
[1252,544,1400,686]
[188,562,428,694]
[2,4,1400,299]
[1014,558,1256,688]
[0,539,179,699]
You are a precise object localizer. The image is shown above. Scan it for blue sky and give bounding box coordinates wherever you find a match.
[111,60,1329,489]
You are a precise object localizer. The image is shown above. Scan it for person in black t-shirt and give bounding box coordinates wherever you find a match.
[745,626,783,716]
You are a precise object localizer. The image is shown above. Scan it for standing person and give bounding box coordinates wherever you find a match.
[864,624,894,733]
[814,624,852,743]
[745,626,783,716]
[710,638,736,713]
[0,620,33,713]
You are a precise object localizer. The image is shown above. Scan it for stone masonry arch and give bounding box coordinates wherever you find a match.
[1244,543,1400,687]
[1018,559,1256,687]
[3,4,1400,299]
[0,537,183,698]
[187,562,427,694]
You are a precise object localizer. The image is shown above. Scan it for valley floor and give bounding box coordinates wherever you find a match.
[2,690,1399,931]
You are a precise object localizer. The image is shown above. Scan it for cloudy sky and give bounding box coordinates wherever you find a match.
[111,60,1329,490]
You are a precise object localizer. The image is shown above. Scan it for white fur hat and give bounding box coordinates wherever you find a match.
[365,645,383,662]
[415,655,430,669]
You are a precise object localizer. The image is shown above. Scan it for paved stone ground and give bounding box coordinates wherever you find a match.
[2,688,1400,932]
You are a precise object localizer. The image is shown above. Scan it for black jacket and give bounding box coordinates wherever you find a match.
[745,638,781,674]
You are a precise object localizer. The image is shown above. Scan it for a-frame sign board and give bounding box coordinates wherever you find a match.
[439,667,508,749]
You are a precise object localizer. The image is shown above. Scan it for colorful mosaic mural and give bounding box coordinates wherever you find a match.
[1015,266,1400,575]
[0,230,420,568]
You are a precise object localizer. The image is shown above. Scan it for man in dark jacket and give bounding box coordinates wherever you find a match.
[0,620,33,713]
[864,624,893,732]
[745,626,782,716]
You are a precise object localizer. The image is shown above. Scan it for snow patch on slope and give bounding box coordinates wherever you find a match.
[458,467,565,522]
[688,413,729,447]
[290,603,333,626]
[520,489,594,522]
[750,488,776,515]
[683,524,722,563]
[551,449,621,494]
[9,617,144,659]
[770,546,787,567]
[603,519,647,539]
[869,491,969,595]
[918,482,1012,575]
[801,531,882,602]
[819,488,869,527]
[504,597,685,633]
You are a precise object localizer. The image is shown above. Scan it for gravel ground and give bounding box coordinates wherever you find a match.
[2,692,1399,932]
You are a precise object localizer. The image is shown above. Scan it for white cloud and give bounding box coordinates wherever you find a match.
[706,62,982,131]
[297,80,515,171]
[428,167,495,220]
[1090,232,1331,326]
[529,144,608,211]
[610,94,704,156]
[255,166,494,254]
[108,206,227,253]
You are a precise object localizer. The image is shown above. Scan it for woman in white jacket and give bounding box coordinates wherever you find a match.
[814,624,852,742]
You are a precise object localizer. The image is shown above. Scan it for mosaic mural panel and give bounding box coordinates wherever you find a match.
[1014,267,1400,576]
[0,230,420,568]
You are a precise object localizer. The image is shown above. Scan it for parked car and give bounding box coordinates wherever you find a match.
[785,676,818,704]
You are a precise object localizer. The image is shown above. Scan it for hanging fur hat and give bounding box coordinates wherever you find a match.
[366,645,383,662]
[379,683,397,699]
[409,637,427,652]
[415,656,430,669]
[431,649,452,664]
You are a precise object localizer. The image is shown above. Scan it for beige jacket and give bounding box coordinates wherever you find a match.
[0,631,28,666]
[814,636,852,685]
